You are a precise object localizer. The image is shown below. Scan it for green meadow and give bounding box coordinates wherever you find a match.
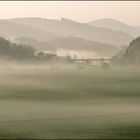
[0,65,140,139]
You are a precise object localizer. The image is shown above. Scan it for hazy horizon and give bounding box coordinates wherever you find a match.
[0,1,140,26]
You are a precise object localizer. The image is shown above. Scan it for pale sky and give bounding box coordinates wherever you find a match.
[0,1,140,26]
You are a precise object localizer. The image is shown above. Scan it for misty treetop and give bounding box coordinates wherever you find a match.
[0,37,35,61]
[112,37,140,65]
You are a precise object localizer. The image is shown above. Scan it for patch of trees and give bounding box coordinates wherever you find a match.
[0,37,60,63]
[112,37,140,66]
[0,37,35,61]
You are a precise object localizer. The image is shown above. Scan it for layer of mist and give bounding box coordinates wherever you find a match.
[0,16,140,139]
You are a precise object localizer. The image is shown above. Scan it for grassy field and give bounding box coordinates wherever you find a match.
[0,65,140,139]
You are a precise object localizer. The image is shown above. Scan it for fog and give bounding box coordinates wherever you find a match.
[0,1,140,138]
[0,62,140,138]
[44,49,100,59]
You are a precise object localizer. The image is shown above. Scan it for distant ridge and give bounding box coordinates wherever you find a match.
[87,18,140,37]
[6,17,132,46]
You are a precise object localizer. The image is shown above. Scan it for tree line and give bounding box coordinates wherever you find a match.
[0,37,58,63]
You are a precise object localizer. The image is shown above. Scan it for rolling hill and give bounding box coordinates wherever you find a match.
[0,20,56,42]
[7,17,132,46]
[112,37,140,65]
[87,18,140,37]
[14,37,52,50]
[15,36,118,58]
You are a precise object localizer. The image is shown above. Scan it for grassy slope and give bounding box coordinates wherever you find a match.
[0,66,140,139]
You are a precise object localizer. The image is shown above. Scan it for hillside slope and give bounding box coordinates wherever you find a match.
[15,36,118,58]
[0,20,56,42]
[88,18,140,37]
[8,17,132,46]
[112,37,140,65]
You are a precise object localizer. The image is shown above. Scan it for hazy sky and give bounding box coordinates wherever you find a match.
[0,1,140,26]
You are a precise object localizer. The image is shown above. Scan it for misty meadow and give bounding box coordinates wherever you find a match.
[0,1,140,139]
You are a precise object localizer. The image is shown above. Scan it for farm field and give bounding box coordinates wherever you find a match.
[0,65,140,139]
